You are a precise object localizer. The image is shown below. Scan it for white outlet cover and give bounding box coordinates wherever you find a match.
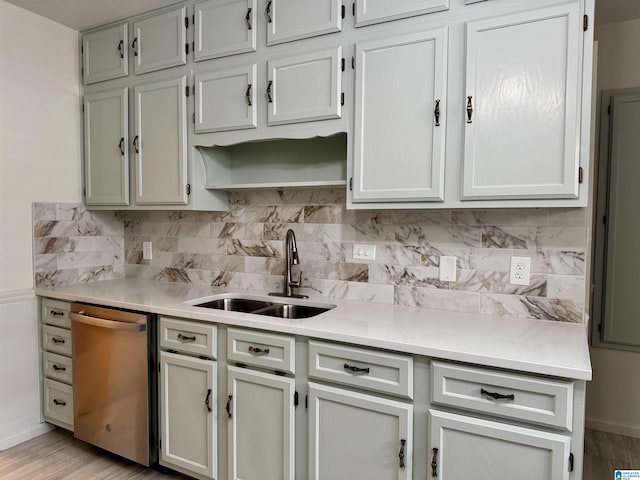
[439,256,457,282]
[509,256,531,286]
[143,241,153,260]
[353,244,376,261]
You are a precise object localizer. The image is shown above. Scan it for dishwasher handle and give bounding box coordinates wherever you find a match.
[69,312,146,332]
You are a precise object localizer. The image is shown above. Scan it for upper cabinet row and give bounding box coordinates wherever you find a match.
[82,0,451,85]
[80,0,594,211]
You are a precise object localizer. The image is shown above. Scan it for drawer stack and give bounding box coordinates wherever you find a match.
[41,298,74,430]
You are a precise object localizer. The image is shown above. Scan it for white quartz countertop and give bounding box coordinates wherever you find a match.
[35,279,592,381]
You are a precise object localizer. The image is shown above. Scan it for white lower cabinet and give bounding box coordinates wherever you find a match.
[159,351,217,479]
[308,382,413,480]
[429,409,571,480]
[227,366,295,480]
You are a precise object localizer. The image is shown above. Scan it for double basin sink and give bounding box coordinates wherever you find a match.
[187,293,336,319]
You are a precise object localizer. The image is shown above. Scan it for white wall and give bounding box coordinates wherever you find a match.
[0,0,81,449]
[586,18,640,438]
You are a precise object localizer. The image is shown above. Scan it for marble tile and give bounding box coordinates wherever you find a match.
[178,237,227,255]
[227,239,282,257]
[453,270,547,296]
[369,265,441,287]
[33,202,57,221]
[452,209,550,226]
[212,222,263,240]
[482,226,587,250]
[369,210,452,226]
[211,271,262,290]
[480,294,583,322]
[243,206,304,223]
[245,257,285,275]
[297,241,345,262]
[337,263,369,282]
[35,269,78,288]
[323,280,394,304]
[546,275,586,301]
[395,286,481,314]
[396,225,483,248]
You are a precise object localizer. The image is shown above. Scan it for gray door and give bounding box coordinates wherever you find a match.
[598,90,640,346]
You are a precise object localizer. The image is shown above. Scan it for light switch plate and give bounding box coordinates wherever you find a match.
[353,244,376,261]
[439,256,457,282]
[143,241,153,260]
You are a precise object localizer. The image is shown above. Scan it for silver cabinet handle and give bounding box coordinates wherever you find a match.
[69,312,146,332]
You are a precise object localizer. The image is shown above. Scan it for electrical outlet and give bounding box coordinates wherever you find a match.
[439,256,457,282]
[352,244,376,261]
[143,241,153,260]
[509,256,531,286]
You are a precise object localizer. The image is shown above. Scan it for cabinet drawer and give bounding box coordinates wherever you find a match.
[43,352,73,385]
[431,361,573,431]
[43,324,72,356]
[42,298,72,328]
[308,341,413,399]
[159,317,217,358]
[227,328,295,374]
[43,378,74,429]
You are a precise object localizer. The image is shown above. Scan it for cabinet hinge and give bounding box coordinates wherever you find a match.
[603,215,607,225]
[294,391,299,407]
[83,187,86,198]
[352,2,355,16]
[185,85,190,97]
[193,112,196,124]
[186,183,191,195]
[341,4,345,19]
[158,362,160,373]
[349,177,353,191]
[341,57,345,72]
[192,14,195,25]
[81,44,83,53]
[192,41,195,54]
[583,14,588,31]
[185,16,189,29]
[608,104,612,115]
[578,166,583,184]
[185,43,190,55]
[569,452,574,472]
[341,92,345,106]
[159,438,162,450]
[305,394,308,409]
[351,56,355,69]
[598,322,602,332]
[81,67,84,76]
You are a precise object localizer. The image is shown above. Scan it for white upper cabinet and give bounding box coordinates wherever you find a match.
[352,27,448,202]
[82,23,128,85]
[266,0,342,46]
[194,0,257,61]
[196,64,258,132]
[462,3,582,200]
[267,46,343,126]
[354,0,450,28]
[83,88,129,206]
[132,6,188,75]
[133,76,188,205]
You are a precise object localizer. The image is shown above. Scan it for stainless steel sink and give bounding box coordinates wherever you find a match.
[189,294,335,319]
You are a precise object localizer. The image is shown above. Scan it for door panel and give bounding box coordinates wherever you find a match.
[354,0,449,28]
[266,0,342,46]
[133,6,187,75]
[82,23,128,84]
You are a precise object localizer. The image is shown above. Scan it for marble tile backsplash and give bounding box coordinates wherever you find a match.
[32,203,124,287]
[32,190,588,323]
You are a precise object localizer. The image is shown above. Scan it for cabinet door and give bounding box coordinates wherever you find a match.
[227,366,295,480]
[83,88,129,206]
[352,27,447,202]
[308,382,413,480]
[267,46,342,126]
[194,0,256,61]
[354,0,449,28]
[266,0,342,46]
[195,64,257,133]
[132,6,187,75]
[82,23,128,85]
[133,76,188,205]
[429,409,571,480]
[159,351,217,479]
[462,3,581,200]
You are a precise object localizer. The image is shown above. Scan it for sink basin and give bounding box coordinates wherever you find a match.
[189,294,335,319]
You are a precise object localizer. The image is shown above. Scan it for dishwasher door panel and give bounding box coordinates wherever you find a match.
[70,304,151,466]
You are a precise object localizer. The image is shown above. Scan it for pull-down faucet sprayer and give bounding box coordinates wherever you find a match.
[269,229,308,299]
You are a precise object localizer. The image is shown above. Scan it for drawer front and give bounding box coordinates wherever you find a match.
[431,361,574,431]
[43,324,72,356]
[43,352,73,384]
[43,378,74,429]
[227,328,295,374]
[308,340,413,399]
[42,298,72,328]
[159,317,217,358]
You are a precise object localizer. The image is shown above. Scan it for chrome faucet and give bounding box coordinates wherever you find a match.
[270,229,308,298]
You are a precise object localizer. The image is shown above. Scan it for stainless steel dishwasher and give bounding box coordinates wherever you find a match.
[69,303,157,466]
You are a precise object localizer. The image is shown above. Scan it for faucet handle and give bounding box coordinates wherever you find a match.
[289,264,302,287]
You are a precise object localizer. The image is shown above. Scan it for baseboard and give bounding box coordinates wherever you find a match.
[586,417,640,439]
[0,422,54,451]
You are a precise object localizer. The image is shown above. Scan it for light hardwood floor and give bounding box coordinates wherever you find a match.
[2,427,640,479]
[0,428,189,479]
